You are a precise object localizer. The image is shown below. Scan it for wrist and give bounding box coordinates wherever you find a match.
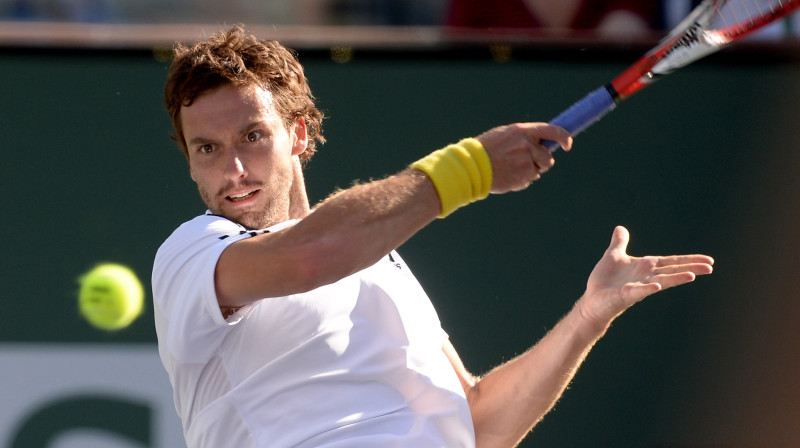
[410,138,493,218]
[571,296,614,339]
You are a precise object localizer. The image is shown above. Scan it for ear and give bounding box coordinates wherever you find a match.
[187,157,197,182]
[290,117,308,157]
[185,153,196,182]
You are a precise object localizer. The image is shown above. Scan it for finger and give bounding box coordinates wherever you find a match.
[530,145,555,174]
[656,254,716,267]
[521,122,573,152]
[607,226,630,255]
[652,262,714,277]
[626,270,697,302]
[649,271,699,291]
[559,133,574,152]
[622,282,662,302]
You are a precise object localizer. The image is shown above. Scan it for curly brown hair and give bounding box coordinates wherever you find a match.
[164,25,324,164]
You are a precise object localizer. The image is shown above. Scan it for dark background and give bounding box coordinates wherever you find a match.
[2,42,799,447]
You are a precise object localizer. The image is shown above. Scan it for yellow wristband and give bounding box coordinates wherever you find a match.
[411,138,493,218]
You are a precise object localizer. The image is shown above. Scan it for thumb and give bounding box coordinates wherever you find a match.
[608,226,630,255]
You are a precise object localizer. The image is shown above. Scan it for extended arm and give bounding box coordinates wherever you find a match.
[216,123,573,307]
[448,226,714,448]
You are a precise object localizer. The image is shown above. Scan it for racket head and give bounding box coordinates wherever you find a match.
[709,0,800,42]
[611,0,800,99]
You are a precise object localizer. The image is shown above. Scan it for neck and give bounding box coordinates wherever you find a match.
[288,156,311,219]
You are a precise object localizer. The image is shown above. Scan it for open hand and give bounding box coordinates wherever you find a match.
[578,226,714,328]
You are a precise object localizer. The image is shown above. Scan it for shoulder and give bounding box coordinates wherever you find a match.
[155,214,301,266]
[158,214,277,251]
[152,215,244,283]
[170,214,249,242]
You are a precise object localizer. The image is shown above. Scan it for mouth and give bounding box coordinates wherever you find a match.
[225,189,259,203]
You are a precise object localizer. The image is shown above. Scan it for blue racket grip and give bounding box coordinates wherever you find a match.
[542,86,617,152]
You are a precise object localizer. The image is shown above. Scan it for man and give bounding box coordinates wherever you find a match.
[153,26,713,448]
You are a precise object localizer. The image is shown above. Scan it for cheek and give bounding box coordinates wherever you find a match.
[188,163,215,193]
[188,155,216,183]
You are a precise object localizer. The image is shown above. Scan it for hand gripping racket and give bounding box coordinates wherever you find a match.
[543,0,800,151]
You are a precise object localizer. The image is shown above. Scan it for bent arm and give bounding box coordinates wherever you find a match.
[447,226,714,448]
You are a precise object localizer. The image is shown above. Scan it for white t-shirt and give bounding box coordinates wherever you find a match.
[152,214,475,448]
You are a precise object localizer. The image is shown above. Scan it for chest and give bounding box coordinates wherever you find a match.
[222,253,443,378]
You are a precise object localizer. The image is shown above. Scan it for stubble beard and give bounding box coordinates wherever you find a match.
[198,182,291,230]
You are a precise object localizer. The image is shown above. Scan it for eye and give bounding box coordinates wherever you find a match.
[245,131,263,143]
[198,144,215,154]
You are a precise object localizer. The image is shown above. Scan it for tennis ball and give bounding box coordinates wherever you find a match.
[78,263,144,331]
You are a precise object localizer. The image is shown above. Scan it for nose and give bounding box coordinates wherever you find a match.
[224,147,247,181]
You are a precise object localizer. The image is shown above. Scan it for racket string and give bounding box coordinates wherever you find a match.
[713,0,796,34]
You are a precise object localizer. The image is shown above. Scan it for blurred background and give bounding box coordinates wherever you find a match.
[2,1,799,447]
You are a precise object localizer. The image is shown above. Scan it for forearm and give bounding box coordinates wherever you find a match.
[468,302,609,448]
[218,135,500,306]
[293,168,441,279]
[217,168,441,304]
[292,138,494,287]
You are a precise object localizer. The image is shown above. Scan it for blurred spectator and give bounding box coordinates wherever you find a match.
[444,0,664,37]
[294,0,446,25]
[2,0,115,22]
[0,0,445,25]
[4,0,37,19]
[1,0,797,38]
[67,0,114,22]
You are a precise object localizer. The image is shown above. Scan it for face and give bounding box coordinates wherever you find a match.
[180,83,307,229]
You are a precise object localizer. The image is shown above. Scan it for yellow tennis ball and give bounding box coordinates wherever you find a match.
[78,263,144,331]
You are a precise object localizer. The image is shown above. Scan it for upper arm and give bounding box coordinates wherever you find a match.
[214,217,390,308]
[215,230,325,308]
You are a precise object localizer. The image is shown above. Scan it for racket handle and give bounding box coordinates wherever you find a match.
[542,86,617,152]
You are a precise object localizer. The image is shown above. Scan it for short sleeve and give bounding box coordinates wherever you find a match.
[152,215,262,363]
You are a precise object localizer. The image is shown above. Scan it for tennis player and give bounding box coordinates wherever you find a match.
[152,26,713,448]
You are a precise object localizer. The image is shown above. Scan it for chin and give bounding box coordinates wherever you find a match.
[233,210,281,230]
[211,196,290,230]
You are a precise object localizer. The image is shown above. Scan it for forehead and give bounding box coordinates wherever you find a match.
[180,83,280,134]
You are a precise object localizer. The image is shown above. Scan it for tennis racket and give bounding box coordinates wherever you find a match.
[543,0,800,151]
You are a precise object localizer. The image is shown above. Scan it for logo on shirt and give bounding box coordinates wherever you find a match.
[218,229,271,240]
[388,253,402,269]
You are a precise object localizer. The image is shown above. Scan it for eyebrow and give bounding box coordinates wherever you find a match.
[187,135,215,146]
[186,121,267,146]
